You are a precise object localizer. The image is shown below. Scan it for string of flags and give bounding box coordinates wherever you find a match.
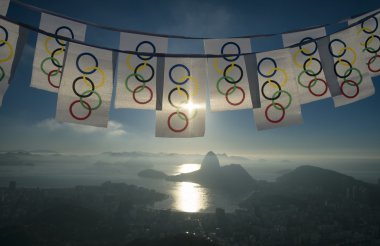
[0,0,379,138]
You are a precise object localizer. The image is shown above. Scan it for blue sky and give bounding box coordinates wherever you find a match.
[0,0,380,158]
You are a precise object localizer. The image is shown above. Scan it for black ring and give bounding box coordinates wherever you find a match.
[303,58,322,77]
[365,35,380,54]
[51,48,65,68]
[133,63,155,83]
[299,37,317,56]
[329,39,347,58]
[334,59,353,79]
[54,26,74,46]
[221,42,241,62]
[72,76,95,98]
[135,41,156,61]
[0,25,8,47]
[168,88,189,109]
[261,80,282,100]
[361,16,379,34]
[223,64,243,84]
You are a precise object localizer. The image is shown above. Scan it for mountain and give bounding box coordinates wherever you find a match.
[167,151,257,193]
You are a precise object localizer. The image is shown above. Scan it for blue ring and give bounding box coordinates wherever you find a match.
[54,26,74,46]
[136,41,156,61]
[169,64,190,85]
[76,52,98,75]
[257,57,278,78]
[329,39,347,58]
[299,37,317,56]
[0,25,9,47]
[221,42,241,62]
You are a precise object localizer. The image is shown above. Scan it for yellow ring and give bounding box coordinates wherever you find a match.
[125,53,148,72]
[337,47,357,67]
[82,66,106,89]
[44,36,64,56]
[266,67,288,88]
[292,48,313,68]
[0,39,14,63]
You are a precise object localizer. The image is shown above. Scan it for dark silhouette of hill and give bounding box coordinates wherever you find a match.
[166,151,257,193]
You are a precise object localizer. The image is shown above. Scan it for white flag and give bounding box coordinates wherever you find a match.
[56,43,113,127]
[0,0,10,16]
[329,26,375,107]
[282,28,331,104]
[0,19,23,106]
[156,58,206,138]
[254,49,303,130]
[204,38,253,111]
[115,33,168,109]
[31,13,86,93]
[348,11,380,76]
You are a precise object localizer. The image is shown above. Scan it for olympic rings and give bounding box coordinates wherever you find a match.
[136,41,156,61]
[0,25,9,47]
[169,64,190,85]
[216,76,237,95]
[168,87,189,109]
[368,54,380,73]
[271,90,292,110]
[340,80,360,99]
[79,90,102,110]
[40,57,61,76]
[329,39,347,58]
[303,57,322,76]
[223,63,243,84]
[72,76,95,98]
[69,100,92,121]
[258,57,278,78]
[48,69,62,88]
[76,52,99,74]
[168,111,188,132]
[361,17,378,34]
[334,59,353,78]
[0,66,4,82]
[82,66,106,89]
[307,78,328,97]
[221,42,241,62]
[261,80,282,100]
[51,48,65,68]
[365,35,380,54]
[225,86,245,106]
[134,63,154,82]
[299,37,317,56]
[132,85,153,104]
[0,40,14,63]
[54,26,74,46]
[265,103,285,124]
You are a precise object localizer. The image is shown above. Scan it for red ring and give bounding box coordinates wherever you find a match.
[167,111,188,133]
[368,55,380,73]
[308,78,328,97]
[69,100,92,121]
[225,86,245,106]
[132,85,153,104]
[265,102,285,124]
[340,80,360,99]
[48,69,62,89]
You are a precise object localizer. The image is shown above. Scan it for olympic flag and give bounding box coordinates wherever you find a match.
[204,38,254,111]
[327,26,375,107]
[0,20,26,107]
[0,0,9,16]
[282,28,332,104]
[115,33,168,109]
[31,13,86,93]
[254,49,303,130]
[56,43,113,127]
[348,11,380,76]
[156,58,207,138]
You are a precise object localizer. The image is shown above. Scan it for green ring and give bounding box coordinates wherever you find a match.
[79,90,102,110]
[177,108,198,121]
[271,90,292,110]
[125,73,146,93]
[343,67,362,86]
[297,69,317,88]
[216,76,237,95]
[40,57,61,76]
[0,66,4,82]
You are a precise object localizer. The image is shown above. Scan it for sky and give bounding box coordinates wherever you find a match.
[0,0,380,158]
